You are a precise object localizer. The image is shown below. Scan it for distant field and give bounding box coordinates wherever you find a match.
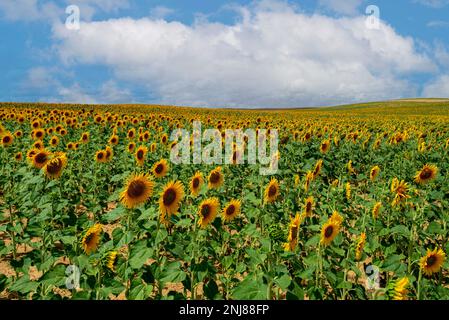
[0,100,448,300]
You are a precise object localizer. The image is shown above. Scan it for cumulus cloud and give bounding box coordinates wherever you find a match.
[51,1,434,108]
[422,75,449,97]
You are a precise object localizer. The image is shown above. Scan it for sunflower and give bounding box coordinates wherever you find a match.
[222,199,241,222]
[190,171,204,197]
[152,159,169,178]
[81,132,89,143]
[414,164,438,185]
[43,153,67,179]
[304,170,314,192]
[32,149,51,169]
[345,182,351,200]
[264,178,280,203]
[33,140,44,150]
[304,196,314,217]
[120,173,154,209]
[150,143,156,152]
[294,174,300,187]
[95,150,107,163]
[109,135,119,145]
[14,130,23,138]
[390,277,409,300]
[372,202,382,219]
[208,166,224,189]
[161,133,168,144]
[67,142,74,150]
[312,159,323,179]
[320,139,331,153]
[330,211,344,226]
[127,128,136,140]
[320,219,340,246]
[106,251,118,272]
[370,165,380,181]
[355,232,366,261]
[135,146,147,166]
[347,160,355,175]
[15,152,23,162]
[158,180,185,223]
[32,128,45,140]
[81,224,103,255]
[283,213,301,252]
[198,197,220,228]
[419,248,446,276]
[104,146,113,162]
[127,142,136,153]
[50,136,59,147]
[1,132,14,147]
[331,178,339,188]
[391,178,410,206]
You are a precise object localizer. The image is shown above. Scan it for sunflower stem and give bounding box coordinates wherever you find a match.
[417,269,422,300]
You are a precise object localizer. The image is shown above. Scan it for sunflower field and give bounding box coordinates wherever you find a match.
[0,100,448,300]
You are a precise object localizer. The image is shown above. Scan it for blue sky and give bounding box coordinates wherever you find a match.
[1,0,449,108]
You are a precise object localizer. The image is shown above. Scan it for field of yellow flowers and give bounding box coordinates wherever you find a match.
[0,100,448,300]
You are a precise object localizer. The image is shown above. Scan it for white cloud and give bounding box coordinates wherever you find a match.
[427,20,449,28]
[318,0,364,15]
[51,2,434,108]
[422,75,449,97]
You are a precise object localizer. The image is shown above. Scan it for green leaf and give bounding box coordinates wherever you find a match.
[9,275,39,294]
[232,275,268,300]
[389,225,410,238]
[129,248,153,270]
[274,274,291,291]
[41,265,67,287]
[160,262,186,283]
[103,206,126,223]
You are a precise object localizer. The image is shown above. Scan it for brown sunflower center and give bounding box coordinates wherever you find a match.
[35,153,48,164]
[137,150,144,159]
[420,168,433,180]
[209,172,221,184]
[426,255,437,267]
[84,233,95,245]
[163,188,177,206]
[225,205,236,216]
[324,226,334,238]
[36,131,43,138]
[192,177,200,189]
[97,152,104,160]
[127,180,146,199]
[2,136,10,143]
[155,164,164,174]
[46,159,63,174]
[306,202,312,212]
[268,185,277,197]
[201,204,211,218]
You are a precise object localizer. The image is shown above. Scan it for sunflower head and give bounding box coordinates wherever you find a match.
[190,171,204,197]
[284,213,301,252]
[355,232,366,261]
[414,164,438,185]
[106,251,118,272]
[313,159,323,179]
[109,135,119,145]
[95,150,107,163]
[128,142,136,153]
[198,198,220,228]
[32,149,51,169]
[15,152,23,161]
[320,139,331,153]
[43,153,68,179]
[370,165,380,181]
[82,224,103,255]
[120,173,154,209]
[159,180,185,223]
[304,196,314,217]
[389,277,409,300]
[208,166,224,189]
[264,178,280,204]
[135,146,147,166]
[1,132,14,147]
[222,199,241,222]
[372,202,382,219]
[81,132,90,143]
[420,248,446,276]
[320,219,340,246]
[152,159,169,178]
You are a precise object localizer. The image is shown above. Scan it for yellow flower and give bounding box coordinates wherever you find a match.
[370,166,380,181]
[372,202,382,219]
[284,214,301,252]
[159,180,185,223]
[419,248,446,276]
[264,178,280,203]
[414,164,438,185]
[82,224,102,255]
[391,277,409,300]
[120,173,154,209]
[198,198,220,228]
[222,199,241,222]
[355,232,366,261]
